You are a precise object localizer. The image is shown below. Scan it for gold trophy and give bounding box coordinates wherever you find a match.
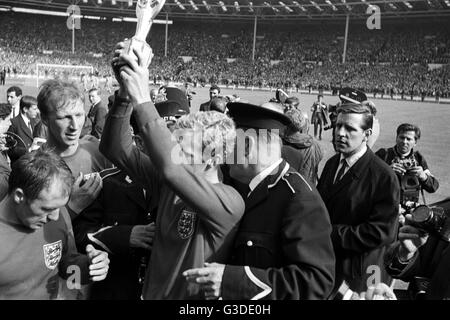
[123,0,166,67]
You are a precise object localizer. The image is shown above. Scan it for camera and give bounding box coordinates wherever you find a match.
[393,157,421,207]
[409,205,450,242]
[393,156,417,172]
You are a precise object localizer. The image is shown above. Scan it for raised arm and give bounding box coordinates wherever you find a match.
[113,44,244,236]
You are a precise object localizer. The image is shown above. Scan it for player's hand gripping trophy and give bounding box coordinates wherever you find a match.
[122,0,166,68]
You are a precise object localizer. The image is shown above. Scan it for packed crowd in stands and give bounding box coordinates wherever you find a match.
[0,12,449,98]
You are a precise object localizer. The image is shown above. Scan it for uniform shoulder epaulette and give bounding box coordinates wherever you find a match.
[99,167,122,180]
[281,171,313,194]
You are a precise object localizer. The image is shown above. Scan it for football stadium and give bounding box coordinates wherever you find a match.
[0,0,449,303]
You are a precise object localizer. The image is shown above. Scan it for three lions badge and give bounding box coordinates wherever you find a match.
[43,240,62,270]
[177,209,197,239]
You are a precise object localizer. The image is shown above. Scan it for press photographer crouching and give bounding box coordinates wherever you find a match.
[376,124,439,221]
[384,199,450,299]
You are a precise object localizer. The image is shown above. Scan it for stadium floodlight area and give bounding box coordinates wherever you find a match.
[36,63,94,88]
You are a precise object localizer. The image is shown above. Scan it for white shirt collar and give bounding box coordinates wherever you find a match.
[20,113,30,126]
[248,158,283,195]
[12,103,20,116]
[340,143,367,169]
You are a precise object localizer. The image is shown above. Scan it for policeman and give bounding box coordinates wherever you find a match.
[184,102,336,300]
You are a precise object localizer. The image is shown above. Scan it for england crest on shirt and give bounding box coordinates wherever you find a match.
[177,209,197,239]
[43,240,62,270]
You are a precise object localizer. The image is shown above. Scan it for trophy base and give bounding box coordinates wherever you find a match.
[123,37,153,68]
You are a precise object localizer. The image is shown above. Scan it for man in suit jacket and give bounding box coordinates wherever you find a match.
[7,95,39,163]
[84,88,107,139]
[317,103,400,297]
[199,84,220,111]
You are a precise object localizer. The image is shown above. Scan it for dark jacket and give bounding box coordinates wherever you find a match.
[222,161,336,300]
[317,148,400,294]
[72,168,154,300]
[0,152,10,200]
[7,115,38,163]
[385,197,450,299]
[375,146,439,198]
[282,132,323,184]
[86,101,107,139]
[199,101,211,112]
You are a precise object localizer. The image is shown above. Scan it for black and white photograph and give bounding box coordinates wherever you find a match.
[0,0,449,309]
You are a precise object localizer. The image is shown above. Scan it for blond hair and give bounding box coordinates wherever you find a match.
[174,111,236,163]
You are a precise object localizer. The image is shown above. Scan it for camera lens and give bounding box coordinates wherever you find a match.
[411,205,432,223]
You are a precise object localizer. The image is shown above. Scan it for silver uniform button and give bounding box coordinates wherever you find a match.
[246,240,253,247]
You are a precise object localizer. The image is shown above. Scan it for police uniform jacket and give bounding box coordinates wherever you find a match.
[222,160,336,300]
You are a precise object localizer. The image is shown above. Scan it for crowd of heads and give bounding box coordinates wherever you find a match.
[0,12,449,98]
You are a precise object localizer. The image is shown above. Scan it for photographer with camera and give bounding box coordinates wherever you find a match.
[385,201,450,299]
[376,124,439,219]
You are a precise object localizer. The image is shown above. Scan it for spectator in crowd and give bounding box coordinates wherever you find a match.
[310,95,329,140]
[363,100,380,149]
[282,107,323,184]
[84,88,107,139]
[183,82,195,108]
[209,96,228,114]
[317,103,400,297]
[0,149,110,299]
[0,67,5,86]
[184,102,335,300]
[284,96,309,132]
[0,13,449,98]
[149,88,158,104]
[199,84,220,111]
[37,80,111,219]
[375,124,439,216]
[7,95,41,163]
[101,44,245,299]
[6,86,22,118]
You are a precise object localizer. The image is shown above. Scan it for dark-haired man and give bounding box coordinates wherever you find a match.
[0,149,110,299]
[375,123,439,214]
[317,103,400,297]
[7,95,40,163]
[6,86,22,118]
[199,84,220,111]
[310,94,328,140]
[85,88,107,139]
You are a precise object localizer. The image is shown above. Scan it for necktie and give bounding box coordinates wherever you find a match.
[334,159,348,184]
[28,121,33,135]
